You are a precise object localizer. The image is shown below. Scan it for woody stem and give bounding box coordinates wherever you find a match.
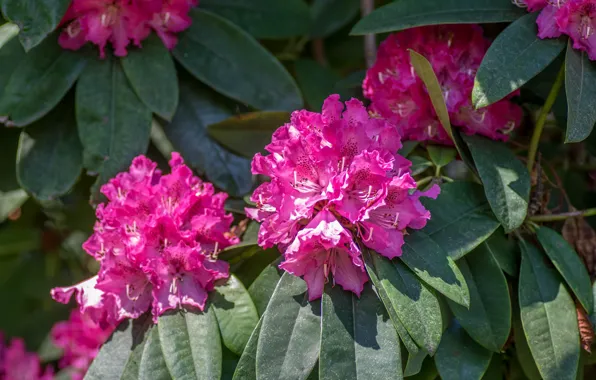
[529,207,596,222]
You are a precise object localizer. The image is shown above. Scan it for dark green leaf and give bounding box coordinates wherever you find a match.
[0,26,25,94]
[398,141,419,158]
[257,272,321,380]
[232,317,262,380]
[427,146,456,168]
[462,134,530,232]
[434,322,493,380]
[218,242,260,262]
[405,355,438,380]
[482,229,518,277]
[158,307,222,380]
[536,226,593,313]
[16,104,82,201]
[311,0,360,38]
[518,240,579,380]
[139,326,171,380]
[472,13,566,108]
[201,0,310,39]
[0,226,40,256]
[174,9,302,111]
[1,0,70,50]
[410,156,433,176]
[513,308,541,380]
[0,127,22,192]
[481,354,504,380]
[565,40,596,142]
[121,35,178,120]
[295,59,341,111]
[0,36,86,126]
[232,248,280,289]
[320,284,402,380]
[351,0,524,35]
[447,247,511,352]
[212,275,260,356]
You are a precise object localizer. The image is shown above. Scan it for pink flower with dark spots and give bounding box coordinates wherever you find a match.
[557,0,596,59]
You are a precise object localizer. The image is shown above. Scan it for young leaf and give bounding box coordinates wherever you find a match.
[232,317,262,380]
[174,9,303,111]
[427,146,456,168]
[565,40,596,142]
[351,0,524,35]
[462,134,531,232]
[139,327,170,380]
[257,272,321,380]
[320,284,402,380]
[518,240,580,380]
[472,13,566,108]
[311,0,360,38]
[536,226,593,313]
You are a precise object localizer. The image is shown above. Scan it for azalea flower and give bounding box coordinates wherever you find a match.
[0,334,53,380]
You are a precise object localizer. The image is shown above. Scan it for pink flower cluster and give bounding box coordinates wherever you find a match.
[247,95,440,300]
[0,333,53,380]
[516,0,596,60]
[59,0,198,57]
[50,309,116,380]
[51,153,237,324]
[363,25,523,144]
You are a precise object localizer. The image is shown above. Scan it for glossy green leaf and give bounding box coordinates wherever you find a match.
[75,56,152,202]
[566,40,596,142]
[427,146,456,168]
[16,104,82,201]
[472,13,566,108]
[212,275,259,356]
[1,0,70,50]
[311,0,360,38]
[351,0,524,35]
[434,322,493,380]
[0,36,86,126]
[0,28,25,95]
[174,9,302,111]
[410,156,433,176]
[121,35,178,120]
[247,259,283,316]
[320,284,402,380]
[482,229,518,277]
[201,0,310,39]
[162,78,252,197]
[257,272,321,380]
[295,59,341,111]
[208,111,291,158]
[536,226,593,313]
[401,231,470,307]
[139,326,171,380]
[447,247,511,352]
[158,308,222,380]
[463,134,530,232]
[518,240,580,380]
[232,317,262,380]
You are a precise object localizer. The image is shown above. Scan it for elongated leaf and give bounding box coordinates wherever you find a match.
[351,0,524,35]
[434,322,493,380]
[0,31,25,95]
[139,326,171,380]
[320,284,402,380]
[201,0,310,39]
[232,248,280,290]
[76,56,152,202]
[536,226,593,313]
[447,247,511,352]
[473,13,566,108]
[294,59,341,111]
[247,258,283,316]
[158,308,222,380]
[513,308,541,380]
[463,134,530,232]
[0,36,86,126]
[121,35,178,120]
[1,0,70,50]
[212,275,259,355]
[174,9,302,111]
[232,317,262,380]
[208,112,290,158]
[311,0,360,38]
[257,272,321,380]
[483,229,518,277]
[518,240,580,380]
[401,231,470,307]
[566,41,596,142]
[404,351,427,377]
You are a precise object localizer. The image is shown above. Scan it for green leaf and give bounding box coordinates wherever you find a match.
[351,0,524,35]
[0,190,27,224]
[294,59,341,111]
[16,104,82,201]
[257,272,321,380]
[480,354,504,380]
[208,111,291,158]
[518,240,580,380]
[139,326,171,380]
[462,134,530,232]
[434,322,493,380]
[536,226,593,313]
[232,248,280,289]
[0,36,86,126]
[1,0,70,50]
[0,127,22,192]
[311,0,360,38]
[85,314,153,379]
[404,350,427,377]
[398,141,419,158]
[0,225,40,256]
[212,275,260,355]
[158,307,222,380]
[472,13,566,108]
[201,0,310,39]
[232,317,262,380]
[513,308,541,380]
[401,231,470,307]
[121,35,178,121]
[174,9,302,111]
[0,27,25,95]
[447,246,511,352]
[565,40,596,142]
[482,229,518,277]
[218,242,260,262]
[320,284,402,380]
[427,146,457,168]
[410,156,433,176]
[162,78,252,197]
[0,22,19,48]
[75,56,152,202]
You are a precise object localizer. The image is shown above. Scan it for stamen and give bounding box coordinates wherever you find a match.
[363,227,374,242]
[170,277,178,294]
[126,284,139,301]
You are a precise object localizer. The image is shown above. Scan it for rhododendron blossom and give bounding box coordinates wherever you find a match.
[51,153,237,323]
[58,0,198,57]
[247,95,439,300]
[363,25,523,144]
[0,334,53,380]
